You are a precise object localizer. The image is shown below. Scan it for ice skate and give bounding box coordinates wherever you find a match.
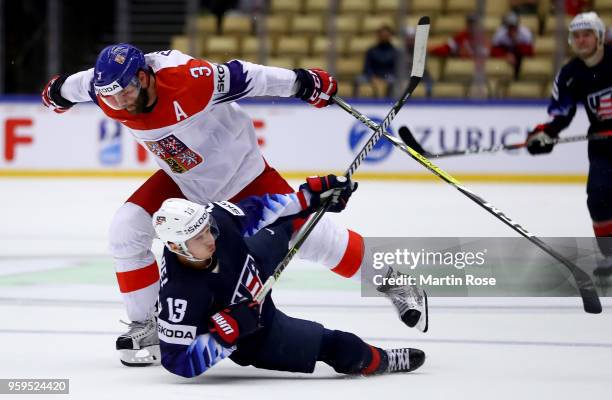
[116,318,160,367]
[368,348,426,375]
[377,267,428,332]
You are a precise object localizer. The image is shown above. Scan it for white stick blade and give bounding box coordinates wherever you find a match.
[410,16,430,78]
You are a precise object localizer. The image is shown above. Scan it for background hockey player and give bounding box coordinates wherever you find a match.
[152,175,425,378]
[40,44,428,365]
[525,12,612,277]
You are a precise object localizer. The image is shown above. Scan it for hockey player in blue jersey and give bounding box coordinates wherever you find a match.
[151,175,425,378]
[526,12,612,277]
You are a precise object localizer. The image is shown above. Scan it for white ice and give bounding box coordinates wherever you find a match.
[0,178,610,400]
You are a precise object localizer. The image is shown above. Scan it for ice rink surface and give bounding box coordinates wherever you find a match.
[1,178,611,399]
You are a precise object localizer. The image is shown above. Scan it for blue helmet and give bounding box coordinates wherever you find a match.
[93,43,146,96]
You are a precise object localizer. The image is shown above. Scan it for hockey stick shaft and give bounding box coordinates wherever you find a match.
[335,104,602,314]
[254,16,431,303]
[400,127,612,158]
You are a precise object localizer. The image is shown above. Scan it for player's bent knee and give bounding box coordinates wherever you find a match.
[108,202,156,259]
[298,215,350,266]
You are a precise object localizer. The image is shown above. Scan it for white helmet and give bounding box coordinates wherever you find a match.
[153,198,218,261]
[568,12,605,48]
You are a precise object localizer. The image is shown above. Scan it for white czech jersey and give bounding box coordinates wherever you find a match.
[61,50,298,202]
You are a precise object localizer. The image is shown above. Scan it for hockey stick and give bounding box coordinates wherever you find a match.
[399,126,612,158]
[334,103,602,315]
[254,16,431,303]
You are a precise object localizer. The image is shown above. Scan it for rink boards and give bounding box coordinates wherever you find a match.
[0,98,592,182]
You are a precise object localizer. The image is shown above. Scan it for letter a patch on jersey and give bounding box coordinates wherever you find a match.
[144,134,203,173]
[231,255,263,303]
[173,100,188,121]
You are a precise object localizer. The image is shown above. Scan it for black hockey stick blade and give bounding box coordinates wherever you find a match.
[417,16,430,25]
[580,288,603,314]
[398,126,429,156]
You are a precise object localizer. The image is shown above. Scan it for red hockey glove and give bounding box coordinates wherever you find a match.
[41,75,74,114]
[300,174,358,213]
[294,68,338,108]
[208,300,261,348]
[526,124,555,155]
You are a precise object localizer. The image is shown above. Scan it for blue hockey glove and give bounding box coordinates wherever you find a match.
[185,333,234,376]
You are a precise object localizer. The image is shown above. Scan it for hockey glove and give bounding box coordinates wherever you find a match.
[183,333,234,377]
[300,175,358,213]
[526,124,555,155]
[41,75,75,114]
[294,68,337,108]
[208,300,261,348]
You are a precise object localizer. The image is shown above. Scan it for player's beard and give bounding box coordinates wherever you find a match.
[576,45,597,59]
[127,88,150,114]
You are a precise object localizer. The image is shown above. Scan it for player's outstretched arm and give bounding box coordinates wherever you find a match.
[526,68,577,155]
[41,69,96,113]
[160,332,233,378]
[209,59,336,108]
[233,175,357,237]
[160,300,261,377]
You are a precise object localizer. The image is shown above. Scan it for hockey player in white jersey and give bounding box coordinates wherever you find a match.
[41,43,428,365]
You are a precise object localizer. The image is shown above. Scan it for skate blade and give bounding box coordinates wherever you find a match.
[402,291,429,333]
[119,345,161,367]
[417,290,429,333]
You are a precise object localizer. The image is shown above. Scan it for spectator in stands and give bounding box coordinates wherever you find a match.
[563,0,593,16]
[430,14,489,58]
[491,12,534,78]
[200,0,240,33]
[510,0,538,14]
[355,25,399,97]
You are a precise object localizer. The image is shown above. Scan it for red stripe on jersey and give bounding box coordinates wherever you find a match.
[116,261,160,293]
[292,217,307,232]
[306,176,323,192]
[98,58,215,130]
[594,219,612,237]
[247,278,262,295]
[296,191,308,210]
[331,229,364,278]
[361,346,382,375]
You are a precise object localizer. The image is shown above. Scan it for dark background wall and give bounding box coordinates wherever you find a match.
[4,0,115,94]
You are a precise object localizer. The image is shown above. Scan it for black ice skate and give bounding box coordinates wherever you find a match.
[368,348,426,374]
[376,267,429,332]
[116,318,160,367]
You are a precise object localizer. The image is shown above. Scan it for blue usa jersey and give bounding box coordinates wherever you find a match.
[546,45,612,136]
[156,193,307,378]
